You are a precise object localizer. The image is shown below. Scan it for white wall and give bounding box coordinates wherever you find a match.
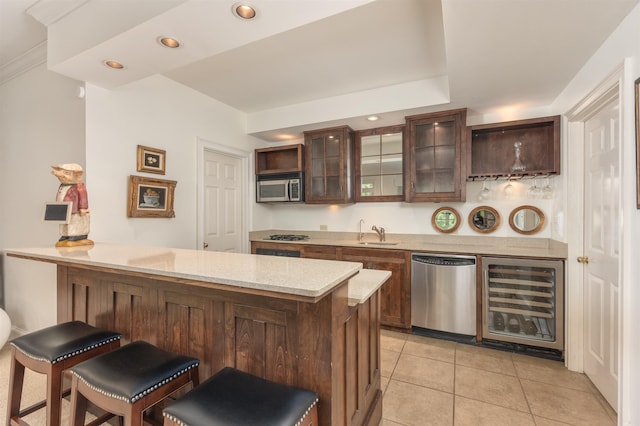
[85,75,264,249]
[0,64,85,332]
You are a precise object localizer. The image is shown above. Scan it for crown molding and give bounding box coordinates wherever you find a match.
[26,0,90,26]
[0,41,47,85]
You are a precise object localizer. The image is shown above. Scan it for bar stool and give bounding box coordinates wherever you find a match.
[6,320,121,426]
[163,367,319,426]
[69,340,200,426]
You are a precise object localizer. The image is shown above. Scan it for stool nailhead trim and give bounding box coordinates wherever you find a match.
[162,396,319,426]
[161,413,186,426]
[71,362,199,404]
[295,398,319,426]
[11,336,122,365]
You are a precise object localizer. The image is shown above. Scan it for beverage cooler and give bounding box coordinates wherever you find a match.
[482,257,564,351]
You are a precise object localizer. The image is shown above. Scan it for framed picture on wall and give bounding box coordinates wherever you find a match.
[127,175,177,218]
[137,145,166,174]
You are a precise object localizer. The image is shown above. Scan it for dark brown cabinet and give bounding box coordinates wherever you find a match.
[251,241,411,330]
[304,126,355,204]
[250,241,337,260]
[404,108,467,202]
[255,144,303,175]
[340,248,411,330]
[467,115,560,179]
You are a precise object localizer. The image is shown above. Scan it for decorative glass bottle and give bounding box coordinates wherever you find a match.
[510,141,526,173]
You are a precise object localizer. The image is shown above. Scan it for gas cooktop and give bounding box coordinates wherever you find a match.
[265,234,310,241]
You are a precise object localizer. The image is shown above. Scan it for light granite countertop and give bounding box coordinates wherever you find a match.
[4,243,371,299]
[251,230,568,259]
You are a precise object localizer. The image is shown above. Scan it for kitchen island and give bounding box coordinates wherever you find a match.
[5,244,389,426]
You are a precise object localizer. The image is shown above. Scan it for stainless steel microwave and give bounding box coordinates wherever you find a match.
[256,172,304,203]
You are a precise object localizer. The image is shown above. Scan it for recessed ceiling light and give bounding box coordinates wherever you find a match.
[232,3,257,19]
[367,115,380,121]
[104,60,124,69]
[159,37,180,48]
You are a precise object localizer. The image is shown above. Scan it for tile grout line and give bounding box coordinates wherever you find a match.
[510,352,538,424]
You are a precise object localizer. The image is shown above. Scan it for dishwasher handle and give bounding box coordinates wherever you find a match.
[411,255,475,266]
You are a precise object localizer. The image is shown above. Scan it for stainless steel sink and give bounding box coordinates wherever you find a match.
[357,241,400,246]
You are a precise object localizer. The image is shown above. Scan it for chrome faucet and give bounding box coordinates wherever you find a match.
[358,219,365,241]
[371,225,385,242]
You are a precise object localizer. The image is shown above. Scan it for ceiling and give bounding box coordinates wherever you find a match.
[1,0,638,142]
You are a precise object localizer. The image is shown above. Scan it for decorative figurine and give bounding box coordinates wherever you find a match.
[51,163,94,247]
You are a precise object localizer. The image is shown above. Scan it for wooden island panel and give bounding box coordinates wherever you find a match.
[57,265,381,426]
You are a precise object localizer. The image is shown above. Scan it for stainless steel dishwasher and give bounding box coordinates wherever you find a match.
[411,253,476,336]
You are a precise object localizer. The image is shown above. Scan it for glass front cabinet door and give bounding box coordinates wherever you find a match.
[404,108,467,202]
[304,126,355,204]
[355,125,404,202]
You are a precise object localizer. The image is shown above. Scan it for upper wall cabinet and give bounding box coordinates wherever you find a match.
[304,126,355,204]
[404,108,467,202]
[355,125,404,202]
[255,144,303,175]
[467,115,560,179]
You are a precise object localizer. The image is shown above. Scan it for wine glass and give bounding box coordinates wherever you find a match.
[503,178,514,197]
[478,179,491,201]
[542,177,554,199]
[527,178,542,199]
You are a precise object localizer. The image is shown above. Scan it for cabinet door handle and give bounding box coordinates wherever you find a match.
[577,256,589,264]
[203,242,209,249]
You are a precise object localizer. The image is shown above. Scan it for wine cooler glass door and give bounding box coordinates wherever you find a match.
[482,257,563,351]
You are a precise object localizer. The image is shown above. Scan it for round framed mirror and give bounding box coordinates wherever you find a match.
[431,207,461,233]
[468,206,501,233]
[509,205,545,235]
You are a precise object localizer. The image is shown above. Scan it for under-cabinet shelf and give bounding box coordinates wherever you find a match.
[467,115,560,179]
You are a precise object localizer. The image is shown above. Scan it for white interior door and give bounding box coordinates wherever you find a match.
[582,97,620,409]
[202,148,243,252]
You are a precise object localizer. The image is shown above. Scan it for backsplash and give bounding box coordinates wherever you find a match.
[257,179,561,239]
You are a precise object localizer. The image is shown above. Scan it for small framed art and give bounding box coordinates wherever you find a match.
[137,145,166,175]
[127,175,177,218]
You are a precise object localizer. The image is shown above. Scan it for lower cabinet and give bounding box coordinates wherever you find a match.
[251,241,337,259]
[251,242,411,329]
[340,248,411,330]
[301,244,338,260]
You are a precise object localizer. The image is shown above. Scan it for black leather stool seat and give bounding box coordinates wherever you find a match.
[7,321,121,426]
[10,320,121,363]
[163,367,319,426]
[69,340,200,404]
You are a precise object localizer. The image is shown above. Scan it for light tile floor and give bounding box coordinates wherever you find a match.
[380,330,617,426]
[0,333,618,426]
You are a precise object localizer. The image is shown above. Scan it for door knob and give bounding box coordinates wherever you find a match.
[577,256,589,264]
[203,242,209,249]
